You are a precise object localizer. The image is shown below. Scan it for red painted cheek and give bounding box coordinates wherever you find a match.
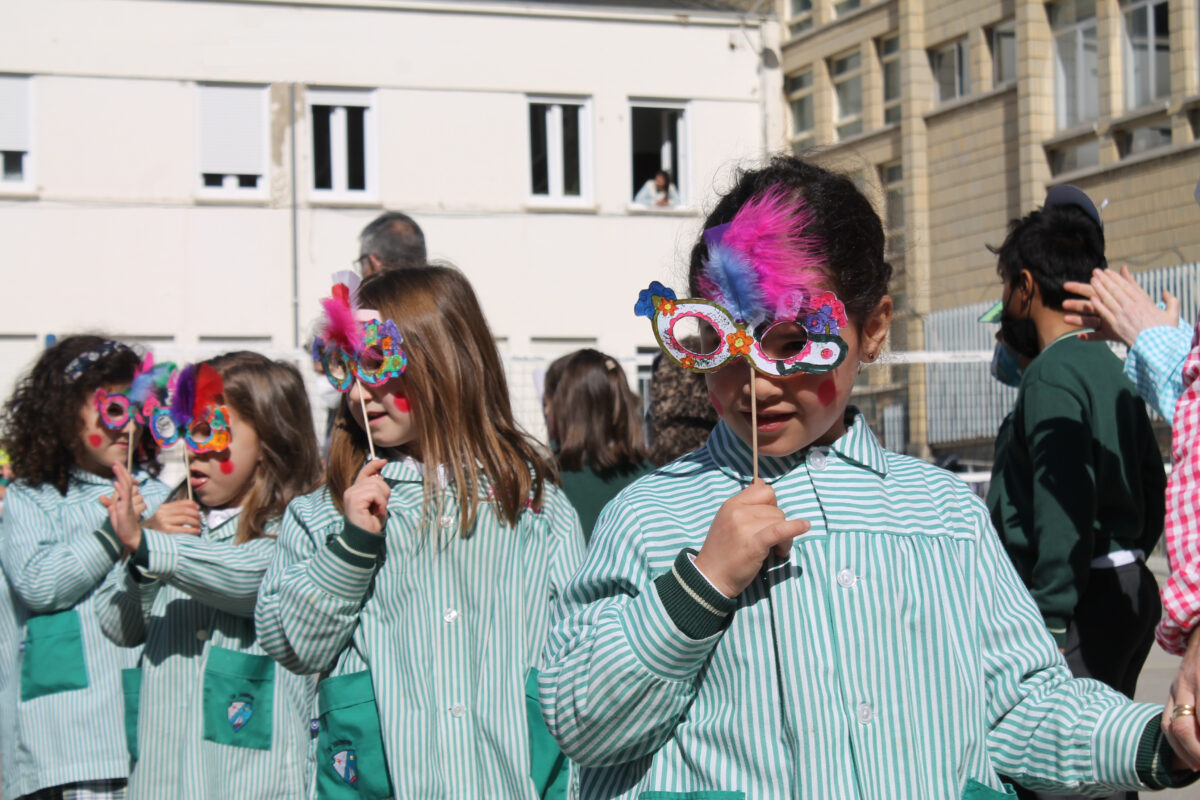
[219,461,235,475]
[392,395,411,413]
[88,434,103,447]
[817,379,838,407]
[708,391,723,416]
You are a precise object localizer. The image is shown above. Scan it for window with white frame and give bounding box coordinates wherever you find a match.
[528,98,592,204]
[630,104,688,207]
[880,161,904,252]
[879,35,902,125]
[787,69,815,150]
[830,50,864,140]
[788,0,813,37]
[1122,0,1170,110]
[198,84,268,194]
[1051,0,1099,129]
[0,76,32,188]
[992,21,1018,85]
[930,39,970,103]
[308,88,374,197]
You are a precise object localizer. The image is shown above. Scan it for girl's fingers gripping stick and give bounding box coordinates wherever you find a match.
[344,459,390,533]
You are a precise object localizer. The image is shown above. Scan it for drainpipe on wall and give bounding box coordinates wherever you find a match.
[289,83,300,349]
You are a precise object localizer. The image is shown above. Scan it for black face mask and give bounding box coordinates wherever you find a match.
[999,304,1040,360]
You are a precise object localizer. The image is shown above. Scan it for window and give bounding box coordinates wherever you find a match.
[1122,0,1170,110]
[630,104,688,207]
[879,36,902,125]
[528,98,592,204]
[198,84,267,195]
[0,75,31,188]
[308,88,375,197]
[787,69,815,150]
[1047,137,1100,174]
[834,0,861,17]
[1118,121,1173,156]
[788,0,813,37]
[991,21,1018,85]
[1051,0,1099,129]
[830,50,864,140]
[930,39,970,103]
[880,162,904,253]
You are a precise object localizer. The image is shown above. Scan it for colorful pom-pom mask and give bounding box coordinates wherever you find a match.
[634,190,849,377]
[314,272,407,393]
[169,363,232,454]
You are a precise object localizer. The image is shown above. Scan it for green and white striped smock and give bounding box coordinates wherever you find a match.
[540,412,1167,800]
[93,508,316,799]
[0,469,168,799]
[256,457,585,799]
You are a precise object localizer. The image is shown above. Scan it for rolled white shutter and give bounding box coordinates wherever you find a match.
[0,76,30,152]
[199,84,265,176]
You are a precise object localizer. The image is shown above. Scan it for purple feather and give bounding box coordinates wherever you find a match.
[170,364,197,427]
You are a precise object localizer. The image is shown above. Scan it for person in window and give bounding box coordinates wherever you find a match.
[355,210,427,275]
[634,170,680,208]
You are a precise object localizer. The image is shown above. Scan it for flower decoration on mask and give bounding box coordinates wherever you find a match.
[93,353,177,432]
[314,271,407,392]
[169,363,231,454]
[634,190,848,376]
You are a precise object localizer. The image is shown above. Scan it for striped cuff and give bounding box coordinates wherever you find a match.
[307,521,384,601]
[138,528,180,578]
[1092,702,1167,788]
[1136,716,1200,789]
[1044,615,1069,649]
[93,519,123,562]
[654,549,738,640]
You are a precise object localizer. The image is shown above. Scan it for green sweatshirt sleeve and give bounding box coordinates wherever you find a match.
[1022,377,1096,645]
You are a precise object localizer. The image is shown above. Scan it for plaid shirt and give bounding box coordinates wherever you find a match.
[1159,315,1200,654]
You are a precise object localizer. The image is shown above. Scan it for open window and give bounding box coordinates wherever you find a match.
[630,104,688,209]
[308,88,375,200]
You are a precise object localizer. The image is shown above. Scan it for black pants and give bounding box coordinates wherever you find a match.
[1012,561,1161,800]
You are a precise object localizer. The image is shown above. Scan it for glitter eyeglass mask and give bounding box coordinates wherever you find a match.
[317,318,407,393]
[634,189,849,377]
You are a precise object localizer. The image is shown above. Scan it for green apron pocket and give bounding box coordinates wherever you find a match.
[201,646,275,751]
[20,609,89,701]
[961,779,1017,799]
[122,667,142,761]
[316,670,394,800]
[526,669,569,800]
[638,793,746,799]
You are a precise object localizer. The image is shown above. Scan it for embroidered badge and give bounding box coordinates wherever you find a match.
[332,741,359,785]
[227,694,254,731]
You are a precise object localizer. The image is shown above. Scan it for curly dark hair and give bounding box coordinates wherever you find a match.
[1,335,161,495]
[688,155,892,326]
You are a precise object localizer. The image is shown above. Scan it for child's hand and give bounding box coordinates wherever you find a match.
[100,462,146,553]
[343,459,390,534]
[145,500,201,535]
[692,479,810,597]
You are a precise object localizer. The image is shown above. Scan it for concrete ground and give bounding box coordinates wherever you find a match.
[1132,556,1200,799]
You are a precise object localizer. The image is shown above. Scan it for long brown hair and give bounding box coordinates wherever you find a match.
[327,265,553,532]
[545,349,646,472]
[196,352,322,544]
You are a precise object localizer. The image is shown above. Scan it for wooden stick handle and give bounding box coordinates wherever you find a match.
[358,387,377,461]
[184,447,194,503]
[749,361,758,482]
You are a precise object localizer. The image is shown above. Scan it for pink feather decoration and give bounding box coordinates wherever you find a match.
[320,296,363,353]
[706,189,826,319]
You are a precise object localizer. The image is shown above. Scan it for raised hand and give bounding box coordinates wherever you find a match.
[692,479,810,597]
[343,459,391,534]
[1062,265,1179,347]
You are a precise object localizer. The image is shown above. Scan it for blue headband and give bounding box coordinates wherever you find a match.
[63,341,132,382]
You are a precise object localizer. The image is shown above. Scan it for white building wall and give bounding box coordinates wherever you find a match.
[0,0,783,434]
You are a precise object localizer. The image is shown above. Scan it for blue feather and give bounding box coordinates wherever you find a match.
[700,244,765,321]
[130,363,175,405]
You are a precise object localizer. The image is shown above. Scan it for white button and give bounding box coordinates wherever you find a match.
[439,515,454,528]
[195,628,210,641]
[857,702,874,724]
[450,703,466,718]
[836,569,856,588]
[443,608,459,623]
[809,449,827,470]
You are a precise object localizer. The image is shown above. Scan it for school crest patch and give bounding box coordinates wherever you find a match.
[332,745,358,785]
[227,694,254,731]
